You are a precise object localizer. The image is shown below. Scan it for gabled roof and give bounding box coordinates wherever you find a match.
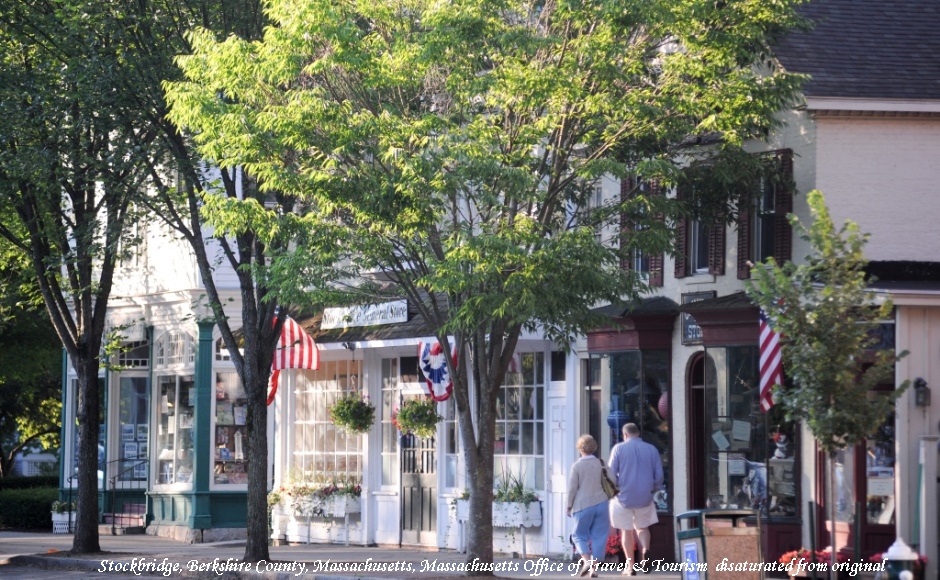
[774,0,940,100]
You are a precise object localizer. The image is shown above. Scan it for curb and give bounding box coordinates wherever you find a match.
[2,553,455,580]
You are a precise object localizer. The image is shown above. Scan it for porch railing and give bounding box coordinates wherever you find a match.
[105,457,149,535]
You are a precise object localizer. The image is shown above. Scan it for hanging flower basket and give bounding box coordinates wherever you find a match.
[395,398,442,438]
[328,395,376,434]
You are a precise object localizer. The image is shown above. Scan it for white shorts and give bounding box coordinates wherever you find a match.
[609,499,658,530]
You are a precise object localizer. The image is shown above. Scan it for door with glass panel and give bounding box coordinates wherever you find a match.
[398,356,437,545]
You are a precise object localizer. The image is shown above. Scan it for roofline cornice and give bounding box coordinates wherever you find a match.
[806,96,940,116]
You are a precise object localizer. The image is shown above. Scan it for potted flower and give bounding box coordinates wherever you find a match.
[270,475,364,545]
[51,500,75,534]
[328,395,375,434]
[394,398,442,438]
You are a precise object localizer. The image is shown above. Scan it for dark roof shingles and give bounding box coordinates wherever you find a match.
[774,1,940,100]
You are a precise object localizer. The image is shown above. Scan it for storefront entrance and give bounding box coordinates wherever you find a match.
[401,428,436,545]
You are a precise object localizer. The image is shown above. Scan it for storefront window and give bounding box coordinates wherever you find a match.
[118,377,149,481]
[494,352,544,490]
[214,372,248,485]
[603,350,670,512]
[865,415,895,525]
[155,375,194,485]
[704,346,799,519]
[70,378,106,489]
[292,359,363,480]
[381,357,399,486]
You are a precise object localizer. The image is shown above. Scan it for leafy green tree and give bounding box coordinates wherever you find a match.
[0,249,62,478]
[746,190,908,561]
[167,0,806,567]
[2,0,291,559]
[0,0,160,551]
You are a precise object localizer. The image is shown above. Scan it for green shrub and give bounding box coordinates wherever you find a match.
[0,475,59,490]
[0,487,58,530]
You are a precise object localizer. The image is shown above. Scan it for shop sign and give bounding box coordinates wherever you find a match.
[681,291,715,345]
[321,300,408,329]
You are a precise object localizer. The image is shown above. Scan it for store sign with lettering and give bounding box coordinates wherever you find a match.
[321,300,408,329]
[681,291,715,345]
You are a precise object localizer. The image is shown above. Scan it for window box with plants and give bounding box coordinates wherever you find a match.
[268,476,363,546]
[328,395,375,434]
[454,474,542,527]
[51,500,75,534]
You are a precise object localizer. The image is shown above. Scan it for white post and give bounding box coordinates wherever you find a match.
[520,525,527,559]
[918,437,938,580]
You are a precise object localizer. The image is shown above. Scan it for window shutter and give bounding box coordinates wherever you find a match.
[648,180,664,287]
[707,221,725,275]
[674,187,688,279]
[736,198,752,279]
[620,176,635,271]
[773,150,794,265]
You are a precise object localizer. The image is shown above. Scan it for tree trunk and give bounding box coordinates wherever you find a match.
[243,373,270,562]
[72,356,101,553]
[466,452,495,573]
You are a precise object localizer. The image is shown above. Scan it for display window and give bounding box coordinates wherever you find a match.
[597,350,671,512]
[493,352,545,491]
[703,346,799,519]
[155,375,195,486]
[214,371,248,485]
[291,359,364,481]
[118,376,149,482]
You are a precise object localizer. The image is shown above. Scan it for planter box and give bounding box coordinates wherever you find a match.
[493,501,541,528]
[285,494,361,518]
[51,512,74,534]
[455,498,470,522]
[455,499,541,528]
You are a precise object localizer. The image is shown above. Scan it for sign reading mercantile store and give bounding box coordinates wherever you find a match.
[321,300,409,329]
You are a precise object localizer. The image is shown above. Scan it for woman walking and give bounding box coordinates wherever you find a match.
[567,434,612,577]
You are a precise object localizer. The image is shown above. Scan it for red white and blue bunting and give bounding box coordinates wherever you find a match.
[417,341,455,402]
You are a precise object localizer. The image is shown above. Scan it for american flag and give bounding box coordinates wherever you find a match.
[267,315,319,406]
[758,308,782,411]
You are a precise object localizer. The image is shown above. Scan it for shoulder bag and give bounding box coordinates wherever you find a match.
[599,458,619,499]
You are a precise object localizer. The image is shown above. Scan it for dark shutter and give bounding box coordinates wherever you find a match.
[736,197,752,279]
[773,150,794,265]
[648,180,664,287]
[620,176,635,271]
[707,220,725,275]
[674,187,688,279]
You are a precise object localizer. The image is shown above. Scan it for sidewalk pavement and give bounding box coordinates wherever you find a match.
[0,531,683,580]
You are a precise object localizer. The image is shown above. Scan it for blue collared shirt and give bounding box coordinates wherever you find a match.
[608,437,664,509]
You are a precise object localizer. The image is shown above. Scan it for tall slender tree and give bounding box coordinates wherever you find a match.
[746,190,908,566]
[167,0,806,568]
[0,0,154,551]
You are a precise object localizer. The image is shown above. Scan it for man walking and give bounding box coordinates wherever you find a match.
[608,423,664,575]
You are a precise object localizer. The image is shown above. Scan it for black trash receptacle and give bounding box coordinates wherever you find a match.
[675,509,763,580]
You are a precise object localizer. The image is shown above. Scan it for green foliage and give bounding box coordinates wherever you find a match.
[0,487,58,530]
[167,0,807,561]
[395,398,443,439]
[0,476,58,490]
[745,190,908,456]
[494,472,539,506]
[0,303,62,477]
[327,396,376,434]
[51,500,76,514]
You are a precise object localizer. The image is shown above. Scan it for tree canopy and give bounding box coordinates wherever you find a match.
[167,0,807,567]
[746,190,908,456]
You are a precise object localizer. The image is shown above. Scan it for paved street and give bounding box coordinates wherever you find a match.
[0,531,683,580]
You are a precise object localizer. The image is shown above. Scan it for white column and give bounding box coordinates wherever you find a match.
[919,436,938,580]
